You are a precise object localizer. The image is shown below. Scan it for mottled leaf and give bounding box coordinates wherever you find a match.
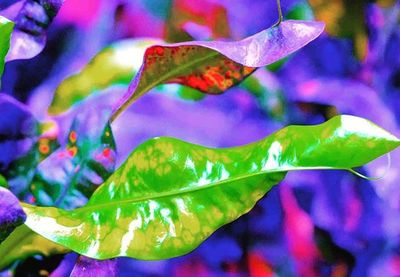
[70,256,117,277]
[111,20,325,120]
[48,39,160,115]
[0,225,68,270]
[22,115,399,260]
[0,16,13,81]
[0,187,26,243]
[6,0,63,61]
[31,110,116,209]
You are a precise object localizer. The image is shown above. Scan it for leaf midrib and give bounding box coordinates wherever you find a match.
[76,165,345,214]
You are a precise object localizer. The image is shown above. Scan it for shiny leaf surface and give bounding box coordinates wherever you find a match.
[0,225,68,270]
[0,187,26,243]
[0,16,13,81]
[23,115,399,260]
[111,20,325,120]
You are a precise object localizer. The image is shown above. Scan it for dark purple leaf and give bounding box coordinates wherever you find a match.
[0,187,26,243]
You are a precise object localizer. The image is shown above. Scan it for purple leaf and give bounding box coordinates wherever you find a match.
[70,257,117,277]
[0,187,26,243]
[4,0,63,61]
[0,93,38,171]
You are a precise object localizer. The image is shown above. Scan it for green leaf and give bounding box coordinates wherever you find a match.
[0,225,68,270]
[22,115,400,260]
[0,16,14,84]
[48,39,160,115]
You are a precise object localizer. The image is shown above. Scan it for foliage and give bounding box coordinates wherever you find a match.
[0,0,399,276]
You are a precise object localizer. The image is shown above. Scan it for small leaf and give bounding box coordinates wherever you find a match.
[70,256,117,277]
[0,225,68,270]
[22,115,399,260]
[0,15,13,81]
[48,39,160,115]
[111,20,325,120]
[0,187,26,243]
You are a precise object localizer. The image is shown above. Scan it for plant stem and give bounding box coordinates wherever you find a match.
[273,0,283,27]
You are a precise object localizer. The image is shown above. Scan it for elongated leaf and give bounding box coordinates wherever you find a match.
[22,115,399,260]
[111,20,325,120]
[48,39,160,115]
[0,187,26,243]
[0,16,13,81]
[0,225,68,270]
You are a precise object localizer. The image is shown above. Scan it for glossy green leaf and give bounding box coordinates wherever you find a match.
[48,39,160,115]
[0,16,14,84]
[22,115,399,260]
[0,225,68,270]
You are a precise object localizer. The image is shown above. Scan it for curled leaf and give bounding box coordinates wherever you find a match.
[111,20,325,120]
[22,115,399,260]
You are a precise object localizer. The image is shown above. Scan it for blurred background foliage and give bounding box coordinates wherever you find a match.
[1,0,400,276]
